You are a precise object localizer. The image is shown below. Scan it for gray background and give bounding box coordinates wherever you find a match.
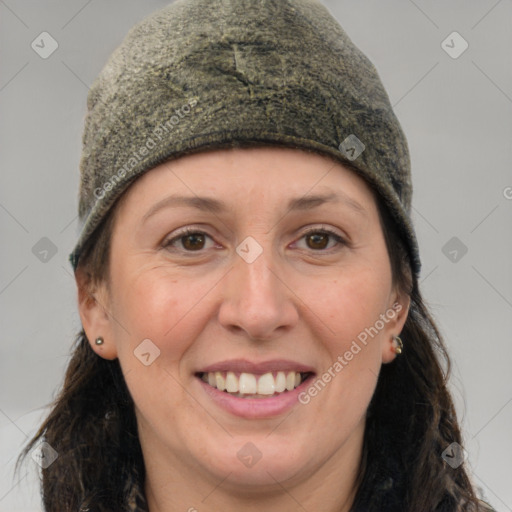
[1,0,511,510]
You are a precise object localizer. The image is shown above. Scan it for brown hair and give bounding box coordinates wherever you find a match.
[17,159,486,511]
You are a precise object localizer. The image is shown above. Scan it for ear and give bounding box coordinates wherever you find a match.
[381,289,410,364]
[75,266,118,360]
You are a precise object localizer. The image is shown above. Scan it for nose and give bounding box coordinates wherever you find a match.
[217,245,299,341]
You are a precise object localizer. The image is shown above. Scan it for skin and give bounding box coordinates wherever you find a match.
[76,146,410,512]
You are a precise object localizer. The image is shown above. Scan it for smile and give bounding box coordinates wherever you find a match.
[194,358,317,418]
[197,371,312,398]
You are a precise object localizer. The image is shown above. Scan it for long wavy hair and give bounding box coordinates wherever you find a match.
[17,157,487,511]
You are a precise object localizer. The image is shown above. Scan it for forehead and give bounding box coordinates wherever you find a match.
[115,146,377,220]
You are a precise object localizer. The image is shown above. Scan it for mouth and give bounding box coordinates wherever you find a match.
[195,370,315,399]
[194,359,317,418]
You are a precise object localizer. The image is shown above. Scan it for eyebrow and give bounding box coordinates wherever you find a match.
[141,191,367,224]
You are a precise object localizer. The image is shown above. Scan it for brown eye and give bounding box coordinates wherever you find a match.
[163,229,213,252]
[306,232,329,250]
[181,232,206,251]
[297,228,346,252]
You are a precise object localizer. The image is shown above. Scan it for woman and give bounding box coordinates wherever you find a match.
[18,0,495,510]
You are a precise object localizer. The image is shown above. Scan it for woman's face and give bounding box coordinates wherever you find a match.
[78,147,409,499]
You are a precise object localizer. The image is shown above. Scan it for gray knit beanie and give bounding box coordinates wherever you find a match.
[69,0,422,277]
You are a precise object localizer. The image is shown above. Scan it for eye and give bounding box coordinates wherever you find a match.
[162,226,347,254]
[294,227,347,252]
[163,228,215,252]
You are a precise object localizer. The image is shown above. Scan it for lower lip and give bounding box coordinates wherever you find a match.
[196,375,315,419]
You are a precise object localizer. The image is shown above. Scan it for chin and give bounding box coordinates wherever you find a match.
[199,437,308,489]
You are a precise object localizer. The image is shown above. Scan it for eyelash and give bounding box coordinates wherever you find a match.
[162,226,347,254]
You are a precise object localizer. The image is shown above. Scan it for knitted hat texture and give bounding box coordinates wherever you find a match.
[69,0,421,277]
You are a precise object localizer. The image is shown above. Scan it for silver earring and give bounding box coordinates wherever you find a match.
[393,335,403,355]
[95,337,104,345]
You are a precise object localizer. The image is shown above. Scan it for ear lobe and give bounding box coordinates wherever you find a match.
[381,293,411,364]
[75,266,118,360]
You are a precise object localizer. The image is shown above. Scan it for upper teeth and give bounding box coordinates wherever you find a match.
[201,371,303,395]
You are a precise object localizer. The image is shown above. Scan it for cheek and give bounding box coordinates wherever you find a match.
[320,270,389,345]
[110,267,217,362]
[302,269,388,406]
[111,269,210,431]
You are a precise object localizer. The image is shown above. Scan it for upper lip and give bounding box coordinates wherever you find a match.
[196,359,316,375]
